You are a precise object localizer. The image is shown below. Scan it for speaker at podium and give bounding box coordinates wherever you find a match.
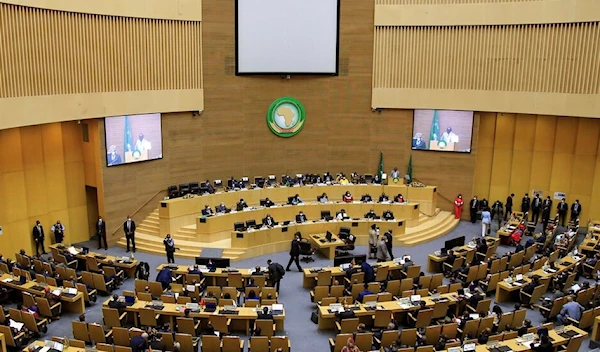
[125,150,149,163]
[429,141,456,151]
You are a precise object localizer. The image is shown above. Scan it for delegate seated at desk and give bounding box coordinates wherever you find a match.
[318,193,329,203]
[237,199,248,211]
[257,306,274,320]
[379,193,389,202]
[342,191,354,203]
[365,209,377,219]
[228,177,239,189]
[188,265,204,276]
[203,180,215,194]
[215,202,227,213]
[361,194,372,202]
[296,212,308,223]
[394,194,404,203]
[290,194,303,205]
[336,209,349,220]
[202,205,214,216]
[263,214,276,227]
[383,210,395,220]
[264,198,275,207]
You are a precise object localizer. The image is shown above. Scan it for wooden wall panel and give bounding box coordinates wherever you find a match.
[376,0,542,4]
[0,3,203,98]
[474,114,600,222]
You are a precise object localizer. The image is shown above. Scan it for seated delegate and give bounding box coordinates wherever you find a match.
[336,209,350,220]
[394,194,404,203]
[383,210,395,220]
[360,194,372,202]
[264,198,275,207]
[342,191,354,203]
[215,202,227,213]
[202,205,213,216]
[296,211,307,223]
[379,193,389,202]
[365,209,377,219]
[290,194,303,205]
[236,199,248,211]
[262,214,276,227]
[318,193,329,203]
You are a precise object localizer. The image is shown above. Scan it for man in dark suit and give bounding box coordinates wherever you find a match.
[262,214,276,227]
[264,198,275,207]
[130,332,148,352]
[384,230,394,260]
[521,194,531,221]
[505,193,514,220]
[267,259,285,292]
[96,216,108,250]
[557,198,569,226]
[379,193,389,202]
[469,196,479,223]
[227,177,238,189]
[479,198,489,211]
[382,210,394,220]
[541,202,551,230]
[236,199,248,211]
[360,194,372,202]
[201,205,214,216]
[571,200,582,222]
[123,215,136,252]
[215,202,227,213]
[543,196,553,211]
[364,209,376,219]
[531,194,542,224]
[295,211,307,223]
[203,180,215,194]
[32,220,46,256]
[285,234,302,272]
[257,306,273,320]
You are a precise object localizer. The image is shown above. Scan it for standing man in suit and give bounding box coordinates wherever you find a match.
[384,230,394,260]
[531,194,542,224]
[521,194,531,221]
[469,196,479,223]
[267,259,285,292]
[571,200,582,222]
[32,220,46,256]
[543,196,553,212]
[505,194,514,220]
[541,202,551,231]
[557,198,569,226]
[96,216,108,250]
[163,234,176,264]
[285,234,302,272]
[51,220,65,244]
[123,215,136,252]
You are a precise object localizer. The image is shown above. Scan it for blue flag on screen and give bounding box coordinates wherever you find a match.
[124,116,133,152]
[429,110,440,142]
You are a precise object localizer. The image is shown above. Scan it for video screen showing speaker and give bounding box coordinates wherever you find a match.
[235,0,340,75]
[104,113,163,167]
[412,110,473,153]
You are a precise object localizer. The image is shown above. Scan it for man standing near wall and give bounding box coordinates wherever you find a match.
[123,216,136,252]
[96,216,107,250]
[32,221,46,256]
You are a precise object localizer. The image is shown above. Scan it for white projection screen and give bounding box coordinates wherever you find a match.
[235,0,340,75]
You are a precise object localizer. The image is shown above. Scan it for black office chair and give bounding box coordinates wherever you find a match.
[321,210,331,220]
[299,241,315,263]
[167,185,179,198]
[339,227,351,240]
[179,183,190,196]
[246,219,257,228]
[234,222,246,231]
[336,234,356,257]
[189,182,200,194]
[214,180,223,189]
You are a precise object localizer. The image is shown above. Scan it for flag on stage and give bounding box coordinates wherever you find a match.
[406,154,413,183]
[377,152,384,179]
[429,109,440,142]
[124,116,133,152]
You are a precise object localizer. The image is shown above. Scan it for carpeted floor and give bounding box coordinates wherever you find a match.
[12,219,597,351]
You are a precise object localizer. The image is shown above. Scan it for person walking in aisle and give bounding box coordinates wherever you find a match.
[123,215,136,252]
[163,234,176,263]
[267,259,285,292]
[286,233,302,272]
[481,207,491,237]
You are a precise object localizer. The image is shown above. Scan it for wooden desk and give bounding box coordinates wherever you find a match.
[102,297,285,335]
[592,315,600,341]
[0,333,6,352]
[308,234,344,260]
[23,340,86,352]
[0,274,85,313]
[317,293,458,330]
[427,237,499,273]
[159,184,436,234]
[156,265,261,287]
[49,244,138,278]
[496,221,520,238]
[198,202,416,238]
[301,260,403,289]
[231,219,405,256]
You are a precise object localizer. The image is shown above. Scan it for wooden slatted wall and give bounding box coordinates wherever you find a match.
[0,3,202,98]
[376,0,544,4]
[373,23,600,94]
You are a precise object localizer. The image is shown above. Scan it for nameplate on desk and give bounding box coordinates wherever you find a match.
[199,218,207,223]
[413,205,418,209]
[352,222,358,227]
[161,202,167,208]
[236,233,244,238]
[281,227,288,232]
[397,221,403,226]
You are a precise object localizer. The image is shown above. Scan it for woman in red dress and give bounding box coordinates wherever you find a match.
[454,194,464,219]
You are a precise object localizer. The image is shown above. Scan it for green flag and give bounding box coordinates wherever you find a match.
[124,116,133,152]
[406,154,413,183]
[429,109,440,142]
[377,152,384,179]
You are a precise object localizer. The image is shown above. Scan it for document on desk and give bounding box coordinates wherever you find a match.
[398,302,412,309]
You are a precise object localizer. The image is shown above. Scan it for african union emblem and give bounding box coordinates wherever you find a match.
[266,97,306,138]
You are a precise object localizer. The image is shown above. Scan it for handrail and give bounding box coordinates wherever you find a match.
[109,189,165,237]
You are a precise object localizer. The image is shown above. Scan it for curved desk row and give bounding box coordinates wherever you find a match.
[158,184,436,235]
[196,202,417,240]
[230,218,406,256]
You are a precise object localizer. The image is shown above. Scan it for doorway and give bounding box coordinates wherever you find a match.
[86,186,99,239]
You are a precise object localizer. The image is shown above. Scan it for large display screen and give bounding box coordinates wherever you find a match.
[235,0,340,75]
[104,113,163,167]
[412,109,474,153]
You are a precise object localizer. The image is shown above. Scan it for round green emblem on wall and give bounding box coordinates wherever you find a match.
[266,97,306,138]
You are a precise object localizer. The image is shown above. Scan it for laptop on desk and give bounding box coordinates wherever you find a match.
[272,303,284,315]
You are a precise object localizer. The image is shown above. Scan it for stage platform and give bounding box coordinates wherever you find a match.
[116,184,459,260]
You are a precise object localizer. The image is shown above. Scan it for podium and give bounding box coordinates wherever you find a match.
[125,150,149,163]
[429,141,455,151]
